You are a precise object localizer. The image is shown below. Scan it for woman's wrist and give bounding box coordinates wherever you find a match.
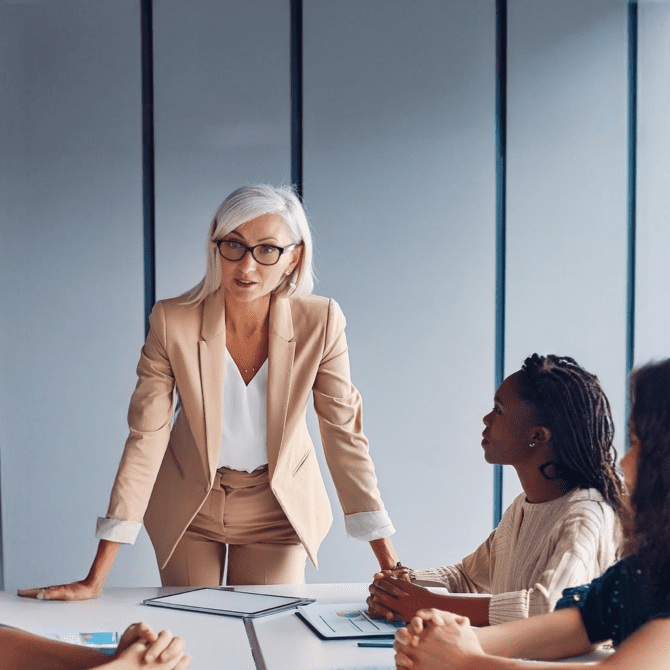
[84,540,120,590]
[369,537,399,570]
[84,568,109,592]
[83,563,108,591]
[82,575,105,592]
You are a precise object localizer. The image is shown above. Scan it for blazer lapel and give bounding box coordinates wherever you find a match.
[267,295,295,477]
[199,289,226,482]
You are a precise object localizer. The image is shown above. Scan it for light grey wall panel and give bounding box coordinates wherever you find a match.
[153,0,291,302]
[303,0,497,582]
[142,0,290,585]
[635,2,670,367]
[504,0,629,508]
[0,0,145,589]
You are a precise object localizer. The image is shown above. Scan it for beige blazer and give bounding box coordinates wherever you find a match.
[105,290,386,569]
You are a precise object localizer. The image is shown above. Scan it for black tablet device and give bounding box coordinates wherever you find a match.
[143,588,315,619]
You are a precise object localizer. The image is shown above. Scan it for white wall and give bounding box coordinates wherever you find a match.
[1,0,669,590]
[152,0,292,302]
[0,0,144,588]
[503,0,629,506]
[302,0,496,581]
[635,1,670,366]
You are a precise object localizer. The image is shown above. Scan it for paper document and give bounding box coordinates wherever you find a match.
[296,602,405,639]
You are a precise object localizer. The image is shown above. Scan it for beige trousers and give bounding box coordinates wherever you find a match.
[159,465,307,586]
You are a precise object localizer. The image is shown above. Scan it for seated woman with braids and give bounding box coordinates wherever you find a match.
[392,358,670,670]
[367,355,624,626]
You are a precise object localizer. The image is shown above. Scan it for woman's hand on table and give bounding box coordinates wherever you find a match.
[18,540,119,601]
[17,579,102,601]
[394,609,444,667]
[108,623,191,669]
[17,540,120,600]
[366,568,412,619]
[114,625,191,669]
[367,573,435,622]
[394,609,486,670]
[113,622,159,657]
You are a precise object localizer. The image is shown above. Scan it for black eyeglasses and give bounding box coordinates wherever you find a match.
[216,239,297,266]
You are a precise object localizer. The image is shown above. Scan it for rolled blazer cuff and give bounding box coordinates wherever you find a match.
[344,510,396,541]
[96,517,142,544]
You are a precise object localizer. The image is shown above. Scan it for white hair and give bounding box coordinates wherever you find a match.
[184,184,315,304]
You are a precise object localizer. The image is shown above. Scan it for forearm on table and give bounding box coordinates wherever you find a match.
[596,618,670,670]
[429,593,491,627]
[476,608,594,661]
[467,656,600,670]
[0,629,108,670]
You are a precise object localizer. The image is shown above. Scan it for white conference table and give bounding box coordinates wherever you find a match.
[0,584,611,669]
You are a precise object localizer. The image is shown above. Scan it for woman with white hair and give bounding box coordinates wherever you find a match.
[19,184,399,597]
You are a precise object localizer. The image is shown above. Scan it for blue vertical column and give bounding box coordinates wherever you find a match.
[625,0,637,443]
[141,0,156,336]
[290,0,303,200]
[494,0,507,528]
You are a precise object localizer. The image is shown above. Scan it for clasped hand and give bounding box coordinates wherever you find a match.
[393,609,485,670]
[108,622,191,669]
[367,569,432,622]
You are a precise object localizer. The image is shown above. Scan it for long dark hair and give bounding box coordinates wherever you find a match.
[628,358,670,601]
[517,354,625,515]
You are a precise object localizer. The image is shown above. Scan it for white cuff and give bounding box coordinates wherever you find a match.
[95,517,142,544]
[344,510,396,541]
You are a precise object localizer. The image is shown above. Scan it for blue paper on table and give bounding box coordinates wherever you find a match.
[28,628,119,654]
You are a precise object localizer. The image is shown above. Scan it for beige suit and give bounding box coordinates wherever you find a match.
[105,290,386,570]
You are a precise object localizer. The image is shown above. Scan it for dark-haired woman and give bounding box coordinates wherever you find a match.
[392,358,670,670]
[368,355,624,626]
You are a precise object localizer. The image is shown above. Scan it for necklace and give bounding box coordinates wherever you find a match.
[238,353,267,375]
[243,356,266,374]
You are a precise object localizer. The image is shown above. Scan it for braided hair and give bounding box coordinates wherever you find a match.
[516,354,624,515]
[628,358,670,602]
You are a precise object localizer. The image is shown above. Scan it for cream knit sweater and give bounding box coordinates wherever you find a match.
[411,488,621,624]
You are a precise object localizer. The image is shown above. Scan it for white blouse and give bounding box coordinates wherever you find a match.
[219,349,268,472]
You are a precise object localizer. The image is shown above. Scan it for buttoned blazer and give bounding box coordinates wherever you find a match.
[105,290,386,569]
